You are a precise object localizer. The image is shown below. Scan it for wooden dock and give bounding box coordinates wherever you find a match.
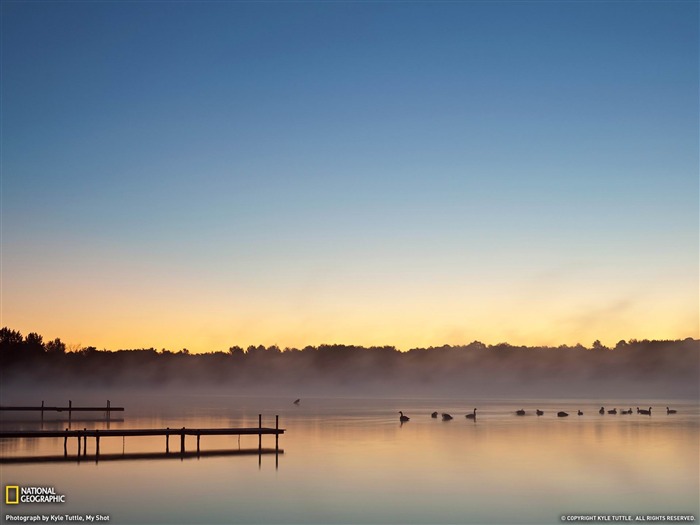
[0,415,284,459]
[0,400,123,413]
[0,400,123,423]
[0,403,124,412]
[0,417,125,425]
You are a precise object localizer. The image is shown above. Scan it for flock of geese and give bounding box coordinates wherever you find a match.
[399,406,678,422]
[294,400,678,422]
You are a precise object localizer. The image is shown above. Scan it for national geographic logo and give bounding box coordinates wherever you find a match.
[5,486,66,504]
[5,486,19,505]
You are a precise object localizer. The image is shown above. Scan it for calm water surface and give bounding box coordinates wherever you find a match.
[1,396,698,524]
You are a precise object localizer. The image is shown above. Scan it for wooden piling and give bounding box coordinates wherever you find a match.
[275,415,279,452]
[63,430,68,457]
[258,414,262,452]
[83,428,87,456]
[165,428,170,454]
[68,400,72,424]
[96,430,100,457]
[196,433,200,455]
[180,427,185,454]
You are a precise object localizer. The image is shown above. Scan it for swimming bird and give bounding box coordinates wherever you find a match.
[536,409,544,416]
[577,410,583,416]
[431,411,438,418]
[607,408,617,415]
[399,411,410,422]
[293,399,300,405]
[667,407,677,414]
[599,407,605,414]
[638,407,652,415]
[557,411,569,417]
[442,413,453,421]
[516,409,526,416]
[621,408,632,415]
[465,408,477,420]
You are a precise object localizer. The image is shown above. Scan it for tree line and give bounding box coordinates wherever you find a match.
[1,327,697,397]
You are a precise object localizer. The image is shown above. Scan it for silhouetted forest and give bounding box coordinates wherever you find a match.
[1,327,698,398]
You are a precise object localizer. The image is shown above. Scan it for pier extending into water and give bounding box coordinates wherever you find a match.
[0,414,284,462]
[0,400,123,423]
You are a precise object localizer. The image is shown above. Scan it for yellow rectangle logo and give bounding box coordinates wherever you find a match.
[5,485,19,504]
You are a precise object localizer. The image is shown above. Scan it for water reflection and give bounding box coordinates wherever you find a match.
[1,398,697,524]
[1,448,282,465]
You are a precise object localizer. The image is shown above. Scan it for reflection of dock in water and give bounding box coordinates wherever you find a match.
[0,415,284,467]
[0,448,284,465]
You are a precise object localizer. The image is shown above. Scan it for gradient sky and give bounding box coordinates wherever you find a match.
[2,1,698,352]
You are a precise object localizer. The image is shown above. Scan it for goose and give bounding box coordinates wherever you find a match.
[293,399,300,405]
[536,409,544,416]
[607,408,617,415]
[431,411,438,418]
[577,410,583,416]
[442,413,453,421]
[465,408,477,420]
[621,408,632,415]
[557,411,569,417]
[599,407,605,414]
[638,407,652,415]
[516,409,526,416]
[399,411,410,422]
[666,407,677,414]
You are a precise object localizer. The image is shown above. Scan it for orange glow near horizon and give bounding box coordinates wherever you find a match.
[3,236,697,353]
[3,280,696,353]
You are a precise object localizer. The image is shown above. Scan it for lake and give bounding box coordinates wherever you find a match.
[1,396,698,524]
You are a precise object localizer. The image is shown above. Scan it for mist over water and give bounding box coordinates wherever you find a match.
[1,396,698,524]
[2,338,698,402]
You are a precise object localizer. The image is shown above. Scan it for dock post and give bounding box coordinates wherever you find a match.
[41,400,44,423]
[180,427,185,454]
[95,430,100,462]
[64,430,68,457]
[69,400,72,425]
[258,414,262,452]
[106,400,110,422]
[77,431,81,456]
[196,432,200,455]
[166,428,170,454]
[275,415,279,470]
[83,428,88,456]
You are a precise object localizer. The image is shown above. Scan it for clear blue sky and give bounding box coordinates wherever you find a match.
[2,1,698,351]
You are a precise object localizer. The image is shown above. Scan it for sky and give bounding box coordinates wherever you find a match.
[1,1,698,353]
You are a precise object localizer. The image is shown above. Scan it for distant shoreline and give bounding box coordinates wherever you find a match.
[2,328,697,400]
